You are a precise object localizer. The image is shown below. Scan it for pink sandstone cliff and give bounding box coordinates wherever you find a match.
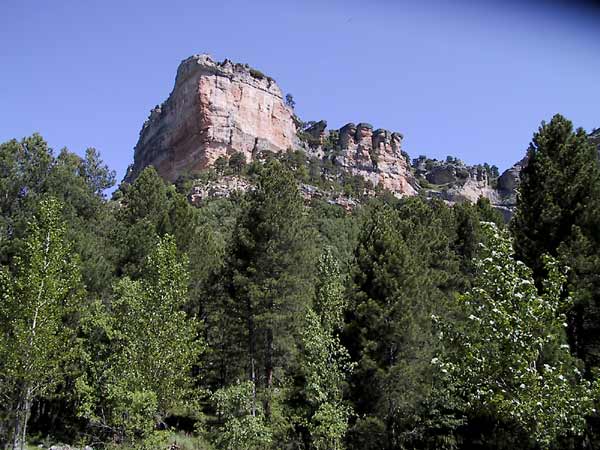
[125,54,298,182]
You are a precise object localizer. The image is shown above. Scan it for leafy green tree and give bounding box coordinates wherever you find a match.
[0,198,83,450]
[0,135,119,441]
[301,249,353,450]
[0,135,117,300]
[77,235,203,443]
[210,381,272,450]
[434,223,598,449]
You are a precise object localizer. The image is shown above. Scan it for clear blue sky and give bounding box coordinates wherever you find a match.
[1,0,599,180]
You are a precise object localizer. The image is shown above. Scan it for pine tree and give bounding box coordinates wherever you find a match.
[511,114,600,371]
[512,114,600,279]
[344,200,454,449]
[114,166,198,277]
[222,160,316,419]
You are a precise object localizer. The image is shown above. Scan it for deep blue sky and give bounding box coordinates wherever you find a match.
[1,0,599,181]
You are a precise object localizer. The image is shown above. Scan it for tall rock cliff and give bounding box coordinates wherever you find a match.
[126,54,417,196]
[125,53,595,215]
[125,54,298,182]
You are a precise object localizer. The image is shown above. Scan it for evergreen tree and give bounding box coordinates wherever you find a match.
[344,199,455,449]
[222,160,316,421]
[114,166,197,277]
[511,114,600,371]
[512,114,600,279]
[81,147,116,197]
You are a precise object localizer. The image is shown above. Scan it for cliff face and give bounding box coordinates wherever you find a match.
[125,53,597,217]
[126,54,298,182]
[127,54,416,196]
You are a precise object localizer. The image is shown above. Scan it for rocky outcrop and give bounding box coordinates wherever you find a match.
[310,122,416,196]
[411,155,518,218]
[302,120,328,146]
[497,160,522,193]
[126,54,298,182]
[335,123,417,196]
[591,128,600,155]
[126,53,597,220]
[189,175,252,205]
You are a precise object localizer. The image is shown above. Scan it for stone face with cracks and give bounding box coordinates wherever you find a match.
[334,122,417,196]
[126,54,298,182]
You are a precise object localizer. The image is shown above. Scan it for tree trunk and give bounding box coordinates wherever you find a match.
[11,386,31,450]
[251,357,257,417]
[247,298,257,417]
[11,396,22,450]
[265,327,273,419]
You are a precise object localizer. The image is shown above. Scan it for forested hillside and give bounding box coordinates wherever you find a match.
[1,113,600,450]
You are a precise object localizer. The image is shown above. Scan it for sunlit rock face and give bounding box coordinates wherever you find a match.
[332,123,417,196]
[125,54,298,182]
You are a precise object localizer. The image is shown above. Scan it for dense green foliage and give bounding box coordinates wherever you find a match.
[1,115,600,449]
[512,114,600,377]
[435,224,597,448]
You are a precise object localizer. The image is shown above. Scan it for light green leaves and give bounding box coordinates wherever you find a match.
[301,249,353,450]
[77,235,203,441]
[211,381,272,450]
[434,223,598,448]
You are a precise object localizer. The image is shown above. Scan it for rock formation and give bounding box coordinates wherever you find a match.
[125,53,597,219]
[126,54,298,182]
[590,128,600,155]
[411,155,517,218]
[334,123,416,195]
[127,53,417,196]
[300,122,416,196]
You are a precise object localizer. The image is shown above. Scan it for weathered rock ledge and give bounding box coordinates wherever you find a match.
[300,120,417,196]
